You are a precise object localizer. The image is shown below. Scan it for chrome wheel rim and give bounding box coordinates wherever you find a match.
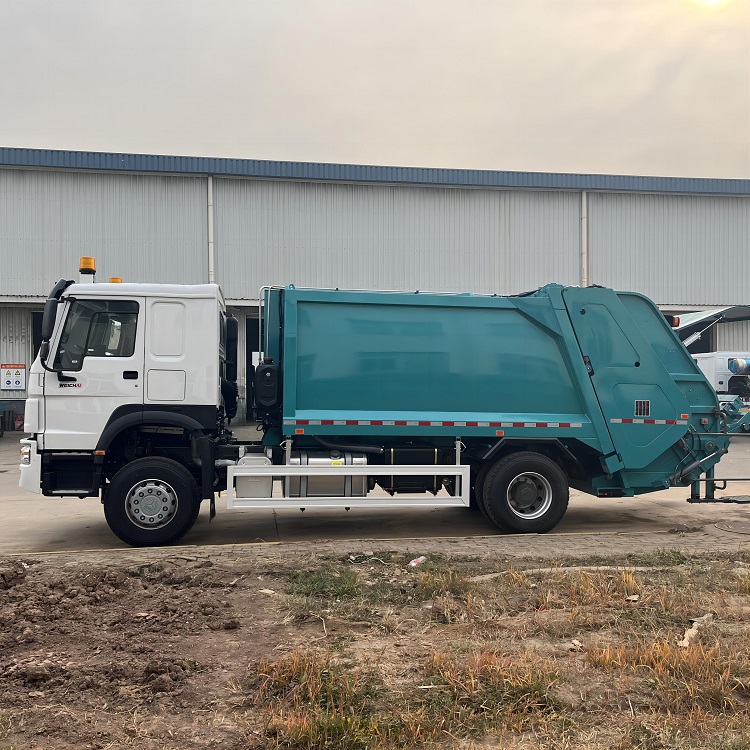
[506,472,553,520]
[125,479,178,530]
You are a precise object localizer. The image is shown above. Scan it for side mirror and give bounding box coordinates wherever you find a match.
[41,298,58,341]
[38,278,74,368]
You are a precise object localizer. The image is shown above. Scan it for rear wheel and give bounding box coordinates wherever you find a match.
[471,462,492,517]
[104,457,200,547]
[482,452,568,533]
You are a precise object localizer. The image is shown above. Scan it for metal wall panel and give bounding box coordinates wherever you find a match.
[716,322,750,351]
[590,193,750,306]
[215,180,581,298]
[0,306,33,399]
[0,169,207,296]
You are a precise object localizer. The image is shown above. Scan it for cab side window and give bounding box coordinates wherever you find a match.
[54,300,139,371]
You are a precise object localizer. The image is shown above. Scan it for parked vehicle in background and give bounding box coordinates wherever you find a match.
[693,352,750,409]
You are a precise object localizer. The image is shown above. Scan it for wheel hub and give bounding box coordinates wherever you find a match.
[506,472,553,520]
[125,479,178,530]
[512,479,538,508]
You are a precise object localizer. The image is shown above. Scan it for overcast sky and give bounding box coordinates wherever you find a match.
[0,0,748,178]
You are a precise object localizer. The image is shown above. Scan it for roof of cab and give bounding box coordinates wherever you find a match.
[64,282,224,303]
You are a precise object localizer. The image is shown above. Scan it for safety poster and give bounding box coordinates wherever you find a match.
[1,364,26,390]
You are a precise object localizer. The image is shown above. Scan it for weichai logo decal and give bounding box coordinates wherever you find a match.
[58,383,82,388]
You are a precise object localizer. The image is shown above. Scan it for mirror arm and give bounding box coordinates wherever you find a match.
[38,342,77,381]
[39,348,55,373]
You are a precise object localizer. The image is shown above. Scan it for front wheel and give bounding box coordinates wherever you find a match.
[104,457,201,547]
[482,452,569,533]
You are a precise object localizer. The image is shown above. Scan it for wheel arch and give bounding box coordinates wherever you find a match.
[96,410,215,500]
[480,438,582,481]
[96,411,205,452]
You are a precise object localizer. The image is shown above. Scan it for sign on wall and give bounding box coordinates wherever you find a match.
[1,364,26,390]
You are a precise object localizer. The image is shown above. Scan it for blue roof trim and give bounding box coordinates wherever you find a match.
[1,147,749,195]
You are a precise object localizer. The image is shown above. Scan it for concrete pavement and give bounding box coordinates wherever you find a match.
[2,432,750,558]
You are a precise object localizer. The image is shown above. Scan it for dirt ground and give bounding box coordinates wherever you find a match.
[1,547,749,750]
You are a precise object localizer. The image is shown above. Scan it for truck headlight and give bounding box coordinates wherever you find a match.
[20,445,31,465]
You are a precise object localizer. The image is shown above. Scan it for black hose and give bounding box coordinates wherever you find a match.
[313,436,384,455]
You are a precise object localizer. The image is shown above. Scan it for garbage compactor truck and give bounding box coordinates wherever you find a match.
[19,259,750,547]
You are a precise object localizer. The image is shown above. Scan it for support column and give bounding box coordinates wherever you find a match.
[580,190,589,287]
[207,175,215,283]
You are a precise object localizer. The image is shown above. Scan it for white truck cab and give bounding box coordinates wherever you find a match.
[20,259,237,545]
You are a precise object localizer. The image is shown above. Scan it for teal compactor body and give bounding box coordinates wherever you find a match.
[249,283,750,533]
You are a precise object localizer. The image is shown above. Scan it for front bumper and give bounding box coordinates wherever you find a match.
[19,438,42,495]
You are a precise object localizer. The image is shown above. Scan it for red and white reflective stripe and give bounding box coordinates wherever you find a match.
[284,419,583,428]
[610,418,688,425]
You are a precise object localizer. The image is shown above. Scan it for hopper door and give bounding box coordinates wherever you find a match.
[562,287,691,471]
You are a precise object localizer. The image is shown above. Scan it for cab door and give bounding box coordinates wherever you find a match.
[43,297,145,451]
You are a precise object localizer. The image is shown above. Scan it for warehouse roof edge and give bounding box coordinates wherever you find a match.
[2,147,750,196]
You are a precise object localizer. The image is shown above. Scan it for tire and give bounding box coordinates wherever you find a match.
[103,457,201,547]
[471,462,492,517]
[481,451,568,533]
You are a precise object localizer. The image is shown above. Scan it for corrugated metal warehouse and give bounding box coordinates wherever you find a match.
[1,147,750,427]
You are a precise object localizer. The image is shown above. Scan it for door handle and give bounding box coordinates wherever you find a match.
[123,371,139,380]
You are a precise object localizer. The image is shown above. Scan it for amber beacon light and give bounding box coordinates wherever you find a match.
[79,256,96,274]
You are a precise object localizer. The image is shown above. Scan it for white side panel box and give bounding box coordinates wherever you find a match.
[235,455,273,499]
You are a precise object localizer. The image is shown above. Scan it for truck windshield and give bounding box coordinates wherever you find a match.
[53,300,139,371]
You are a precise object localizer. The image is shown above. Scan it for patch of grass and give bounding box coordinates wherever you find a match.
[242,647,566,748]
[286,568,359,599]
[620,721,694,750]
[619,720,750,750]
[242,553,750,746]
[424,650,565,733]
[732,571,750,596]
[250,650,380,750]
[564,569,641,606]
[588,638,749,713]
[625,550,692,567]
[543,549,696,570]
[414,569,472,599]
